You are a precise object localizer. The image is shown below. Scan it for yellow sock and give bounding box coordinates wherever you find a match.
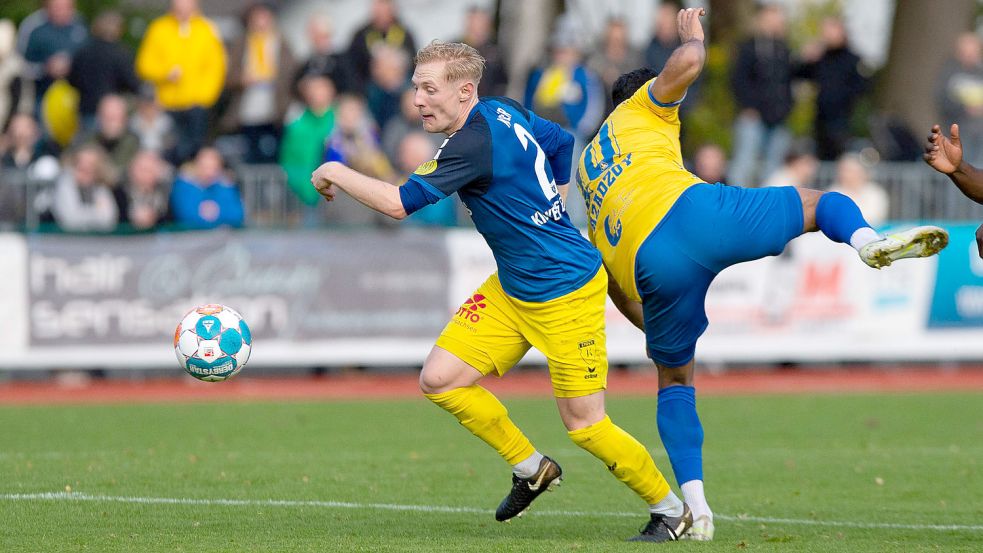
[568,415,671,504]
[425,385,535,465]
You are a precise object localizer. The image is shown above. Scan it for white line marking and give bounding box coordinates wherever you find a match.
[1,492,981,532]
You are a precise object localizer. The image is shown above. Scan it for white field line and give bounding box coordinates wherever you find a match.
[1,492,982,532]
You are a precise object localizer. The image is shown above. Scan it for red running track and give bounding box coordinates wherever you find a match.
[1,367,982,405]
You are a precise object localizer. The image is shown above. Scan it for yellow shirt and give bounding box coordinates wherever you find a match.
[135,14,227,110]
[576,78,702,302]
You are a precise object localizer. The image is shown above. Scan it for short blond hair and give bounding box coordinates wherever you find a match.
[414,40,485,85]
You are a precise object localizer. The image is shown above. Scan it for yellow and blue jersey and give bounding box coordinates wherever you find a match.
[576,78,703,302]
[400,97,601,302]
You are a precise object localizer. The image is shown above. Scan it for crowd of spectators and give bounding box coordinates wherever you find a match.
[0,0,976,233]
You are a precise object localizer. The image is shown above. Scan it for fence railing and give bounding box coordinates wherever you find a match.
[4,161,983,232]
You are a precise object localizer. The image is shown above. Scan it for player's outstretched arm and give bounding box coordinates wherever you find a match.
[311,161,408,219]
[606,268,644,331]
[649,8,706,105]
[925,123,983,204]
[529,113,575,203]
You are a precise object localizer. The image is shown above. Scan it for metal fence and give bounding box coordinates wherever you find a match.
[812,162,983,222]
[4,161,983,232]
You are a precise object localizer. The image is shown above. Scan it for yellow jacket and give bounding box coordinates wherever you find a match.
[136,13,226,110]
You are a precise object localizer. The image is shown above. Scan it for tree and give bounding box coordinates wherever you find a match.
[878,0,976,138]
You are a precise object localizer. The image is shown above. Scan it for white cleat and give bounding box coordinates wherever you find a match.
[680,514,715,541]
[859,225,949,269]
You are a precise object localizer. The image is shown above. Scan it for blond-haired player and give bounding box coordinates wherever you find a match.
[312,40,691,542]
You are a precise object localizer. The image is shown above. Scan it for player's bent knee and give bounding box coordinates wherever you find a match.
[556,393,607,431]
[419,367,455,395]
[796,187,823,232]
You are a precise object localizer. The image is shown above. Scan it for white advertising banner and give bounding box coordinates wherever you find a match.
[2,226,981,370]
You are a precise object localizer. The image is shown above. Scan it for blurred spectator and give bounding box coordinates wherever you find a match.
[0,19,23,131]
[692,143,727,184]
[396,131,455,226]
[78,94,139,181]
[366,44,410,129]
[643,1,703,119]
[170,146,244,229]
[524,31,604,147]
[130,89,175,154]
[728,4,794,187]
[123,149,170,230]
[294,14,354,95]
[326,94,394,181]
[762,146,819,189]
[1,113,48,169]
[381,86,442,165]
[51,144,118,232]
[456,6,507,97]
[279,75,336,219]
[828,153,888,226]
[346,0,417,94]
[936,32,983,166]
[588,18,642,113]
[796,16,868,161]
[67,10,140,131]
[323,94,395,227]
[136,0,226,166]
[644,2,680,75]
[19,0,87,111]
[223,2,296,164]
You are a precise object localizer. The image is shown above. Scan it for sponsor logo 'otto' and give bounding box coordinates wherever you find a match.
[456,294,487,323]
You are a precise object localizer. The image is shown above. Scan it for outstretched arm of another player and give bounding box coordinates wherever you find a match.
[925,123,983,203]
[311,161,408,219]
[925,123,983,257]
[606,268,644,331]
[650,8,706,105]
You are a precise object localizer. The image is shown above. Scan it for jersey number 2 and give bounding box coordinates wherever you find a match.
[513,123,558,200]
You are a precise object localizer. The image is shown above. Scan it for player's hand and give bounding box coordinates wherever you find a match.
[677,7,706,44]
[311,162,339,201]
[976,222,983,259]
[924,123,962,175]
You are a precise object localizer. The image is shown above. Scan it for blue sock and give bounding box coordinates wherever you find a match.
[657,385,703,485]
[815,191,872,244]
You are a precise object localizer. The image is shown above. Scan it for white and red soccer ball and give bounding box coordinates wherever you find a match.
[174,304,252,382]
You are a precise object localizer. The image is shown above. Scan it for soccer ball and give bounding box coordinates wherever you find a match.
[174,304,252,382]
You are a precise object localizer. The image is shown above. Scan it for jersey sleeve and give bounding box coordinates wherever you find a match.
[528,110,575,185]
[629,77,684,124]
[399,127,491,214]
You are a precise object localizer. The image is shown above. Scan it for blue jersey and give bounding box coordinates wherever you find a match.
[399,97,601,302]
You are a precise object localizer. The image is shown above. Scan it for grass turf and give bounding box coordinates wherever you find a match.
[0,392,981,552]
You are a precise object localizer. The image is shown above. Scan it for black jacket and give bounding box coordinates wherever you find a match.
[67,38,141,116]
[731,37,794,126]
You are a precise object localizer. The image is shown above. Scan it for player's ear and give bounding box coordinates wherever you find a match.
[459,80,475,102]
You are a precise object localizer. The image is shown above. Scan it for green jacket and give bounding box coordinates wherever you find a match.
[279,107,336,205]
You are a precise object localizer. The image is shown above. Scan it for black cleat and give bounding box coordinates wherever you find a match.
[627,503,693,542]
[495,456,562,522]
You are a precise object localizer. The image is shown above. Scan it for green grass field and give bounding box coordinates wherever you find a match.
[1,392,981,552]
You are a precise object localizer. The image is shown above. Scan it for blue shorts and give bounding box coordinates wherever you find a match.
[634,183,804,367]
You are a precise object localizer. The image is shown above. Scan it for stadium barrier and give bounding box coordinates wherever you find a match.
[1,224,982,371]
[5,161,983,231]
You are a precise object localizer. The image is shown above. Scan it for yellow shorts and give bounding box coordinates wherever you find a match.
[435,268,608,398]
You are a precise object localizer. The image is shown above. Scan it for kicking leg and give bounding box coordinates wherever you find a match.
[802,188,948,268]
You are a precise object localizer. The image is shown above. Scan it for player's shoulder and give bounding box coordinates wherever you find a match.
[441,115,491,158]
[479,96,531,120]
